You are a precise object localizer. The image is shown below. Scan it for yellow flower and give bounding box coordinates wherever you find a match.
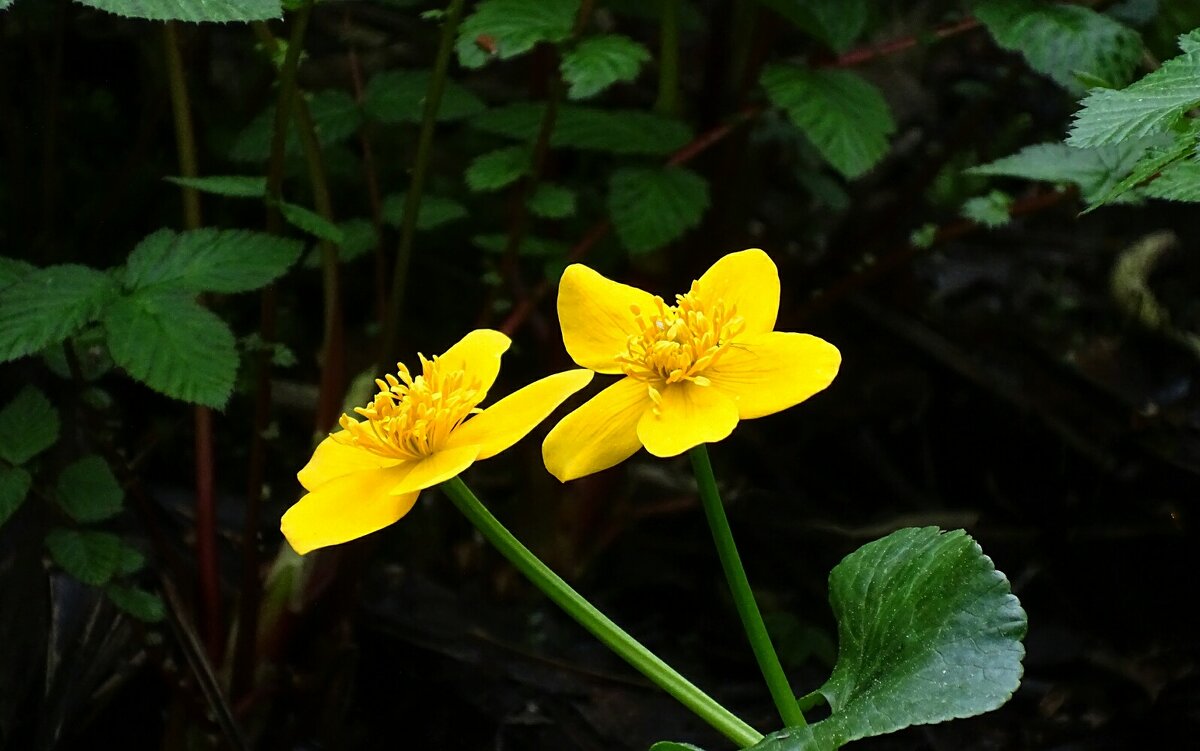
[282,329,593,554]
[542,249,840,482]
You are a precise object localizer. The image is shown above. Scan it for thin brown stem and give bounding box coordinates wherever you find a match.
[821,17,981,68]
[164,21,222,661]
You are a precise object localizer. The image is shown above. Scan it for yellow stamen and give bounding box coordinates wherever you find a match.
[616,280,745,386]
[332,354,483,460]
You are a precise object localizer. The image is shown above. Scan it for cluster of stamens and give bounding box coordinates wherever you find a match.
[333,355,481,460]
[616,281,744,395]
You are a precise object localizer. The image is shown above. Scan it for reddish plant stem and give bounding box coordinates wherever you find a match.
[164,20,222,661]
[822,17,981,68]
[795,187,1075,322]
[345,38,388,328]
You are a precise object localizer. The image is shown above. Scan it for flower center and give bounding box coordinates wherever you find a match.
[333,355,482,461]
[616,281,745,387]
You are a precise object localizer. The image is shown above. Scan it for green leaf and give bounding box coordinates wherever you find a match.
[0,0,16,10]
[456,0,580,68]
[381,193,468,230]
[649,743,708,751]
[466,146,531,191]
[608,166,709,254]
[278,201,345,245]
[230,89,362,163]
[0,257,35,289]
[73,0,281,22]
[1142,157,1200,201]
[1067,45,1200,147]
[744,728,823,751]
[1085,124,1200,207]
[472,234,569,258]
[759,0,868,53]
[363,69,485,124]
[45,529,128,586]
[0,265,119,363]
[968,138,1163,204]
[103,291,238,408]
[164,175,266,198]
[561,34,651,99]
[761,65,895,179]
[0,466,32,530]
[0,386,60,465]
[123,228,304,294]
[961,190,1013,228]
[807,527,1026,748]
[56,455,124,523]
[472,103,693,155]
[975,0,1142,93]
[106,584,165,622]
[528,183,577,218]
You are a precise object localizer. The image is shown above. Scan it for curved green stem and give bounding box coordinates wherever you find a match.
[689,445,806,729]
[440,476,764,748]
[378,0,467,370]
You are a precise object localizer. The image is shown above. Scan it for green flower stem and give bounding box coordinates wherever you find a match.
[440,476,764,748]
[688,445,807,729]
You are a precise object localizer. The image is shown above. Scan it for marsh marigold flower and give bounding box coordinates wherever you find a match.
[542,249,840,481]
[282,329,592,554]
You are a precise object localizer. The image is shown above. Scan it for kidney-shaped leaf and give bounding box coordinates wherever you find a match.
[810,527,1026,747]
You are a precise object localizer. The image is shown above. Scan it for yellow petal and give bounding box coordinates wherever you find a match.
[297,431,404,492]
[388,444,481,495]
[696,249,780,335]
[281,467,418,555]
[437,329,511,401]
[636,381,740,457]
[445,369,594,460]
[557,264,657,374]
[707,331,841,419]
[542,377,650,482]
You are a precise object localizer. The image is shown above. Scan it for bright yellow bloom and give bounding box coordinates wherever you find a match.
[542,249,840,482]
[282,330,593,554]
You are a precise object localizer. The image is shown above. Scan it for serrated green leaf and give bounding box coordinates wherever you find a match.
[1141,156,1200,201]
[106,584,165,622]
[73,0,281,22]
[968,138,1164,203]
[56,455,124,523]
[123,228,303,294]
[1180,28,1200,55]
[561,34,651,99]
[278,201,344,245]
[0,257,35,289]
[0,466,32,529]
[0,0,16,10]
[473,234,569,257]
[0,386,60,465]
[472,103,693,155]
[976,0,1142,93]
[466,146,531,191]
[759,0,868,53]
[1086,124,1200,207]
[363,69,485,124]
[103,291,238,408]
[1067,44,1200,147]
[0,265,118,363]
[528,183,576,218]
[45,529,126,586]
[761,65,895,179]
[806,527,1026,748]
[164,175,266,198]
[456,0,580,68]
[608,166,709,254]
[961,190,1013,227]
[381,193,468,230]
